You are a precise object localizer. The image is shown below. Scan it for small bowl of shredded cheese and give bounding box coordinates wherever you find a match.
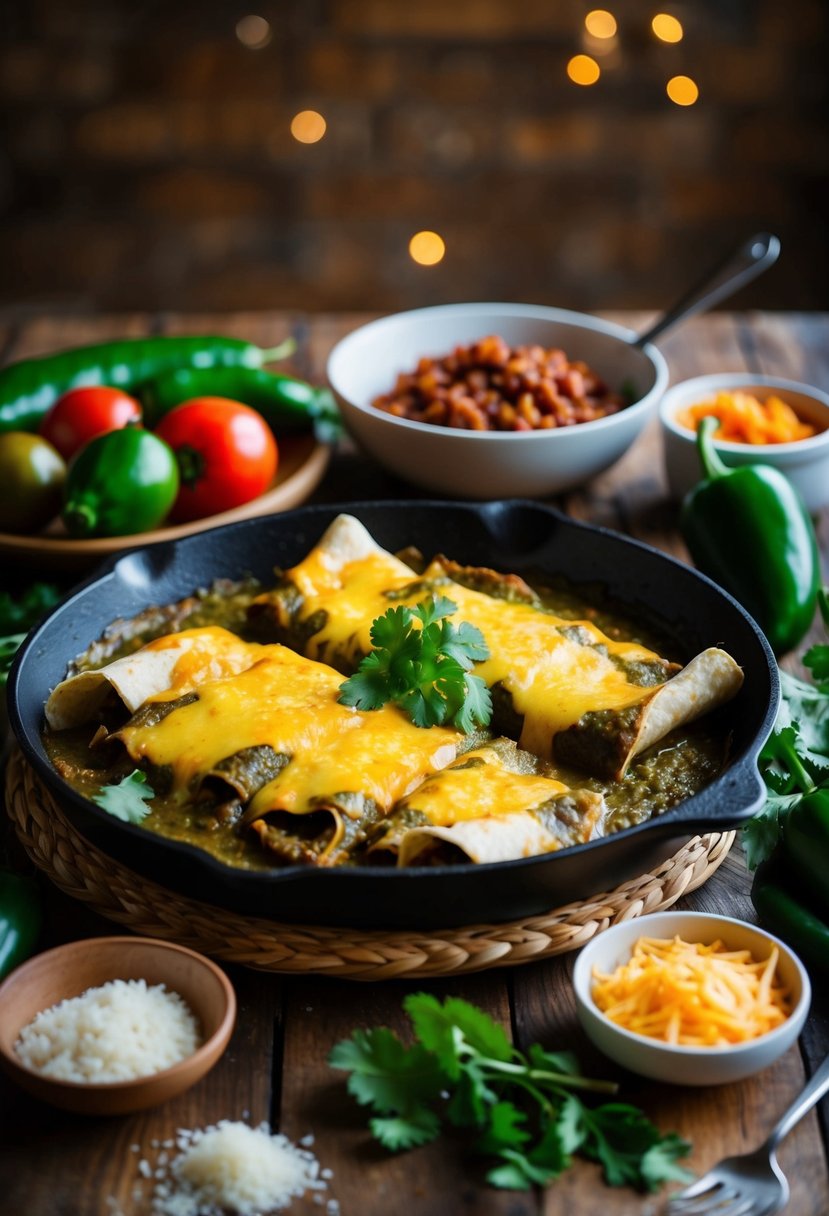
[0,936,236,1114]
[573,911,811,1086]
[659,373,829,513]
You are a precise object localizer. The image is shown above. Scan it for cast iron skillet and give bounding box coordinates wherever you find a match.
[8,500,779,930]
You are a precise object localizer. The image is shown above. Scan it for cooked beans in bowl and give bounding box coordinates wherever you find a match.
[371,335,626,432]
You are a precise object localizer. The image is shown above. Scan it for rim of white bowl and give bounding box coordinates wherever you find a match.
[660,373,829,455]
[327,302,670,441]
[572,910,811,1056]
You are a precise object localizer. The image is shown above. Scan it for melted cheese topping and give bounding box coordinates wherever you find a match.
[118,643,457,816]
[283,549,665,754]
[591,935,792,1046]
[397,747,568,826]
[145,626,265,697]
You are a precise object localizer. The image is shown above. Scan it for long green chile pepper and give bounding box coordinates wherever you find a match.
[752,859,829,975]
[680,415,819,655]
[141,365,327,431]
[0,870,42,980]
[0,335,295,434]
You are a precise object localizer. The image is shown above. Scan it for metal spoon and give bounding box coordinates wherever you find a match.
[633,232,781,349]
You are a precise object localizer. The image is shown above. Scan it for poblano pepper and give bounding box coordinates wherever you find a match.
[752,858,829,975]
[0,870,42,980]
[680,416,819,655]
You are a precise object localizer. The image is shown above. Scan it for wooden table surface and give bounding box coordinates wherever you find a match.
[1,310,828,1215]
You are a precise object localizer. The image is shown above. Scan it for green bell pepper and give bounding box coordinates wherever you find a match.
[0,870,42,980]
[62,426,180,538]
[680,416,819,655]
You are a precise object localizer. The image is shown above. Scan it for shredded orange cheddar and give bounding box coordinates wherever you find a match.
[676,390,817,445]
[591,935,792,1046]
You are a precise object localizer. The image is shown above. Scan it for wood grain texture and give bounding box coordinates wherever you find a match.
[1,310,827,1215]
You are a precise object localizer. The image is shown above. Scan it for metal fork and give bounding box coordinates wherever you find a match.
[667,1053,829,1216]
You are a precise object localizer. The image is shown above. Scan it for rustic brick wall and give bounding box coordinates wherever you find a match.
[0,0,826,314]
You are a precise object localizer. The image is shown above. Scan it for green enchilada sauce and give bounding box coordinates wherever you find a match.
[42,573,728,868]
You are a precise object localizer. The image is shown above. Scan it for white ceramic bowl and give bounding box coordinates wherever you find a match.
[573,911,810,1086]
[327,303,669,499]
[659,374,829,513]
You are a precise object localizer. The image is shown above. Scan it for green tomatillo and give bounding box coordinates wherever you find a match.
[62,426,179,538]
[680,415,820,655]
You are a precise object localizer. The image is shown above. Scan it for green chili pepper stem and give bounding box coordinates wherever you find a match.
[259,339,296,363]
[696,415,730,481]
[62,502,97,537]
[176,444,205,491]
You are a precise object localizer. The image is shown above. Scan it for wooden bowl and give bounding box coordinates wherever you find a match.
[0,936,236,1115]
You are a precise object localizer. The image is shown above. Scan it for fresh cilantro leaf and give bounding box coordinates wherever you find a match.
[338,652,392,711]
[404,993,513,1075]
[742,797,795,870]
[776,671,829,755]
[580,1104,692,1192]
[485,1148,558,1189]
[804,643,829,684]
[0,633,26,688]
[526,1043,581,1078]
[370,1108,441,1150]
[556,1093,587,1155]
[0,582,60,689]
[328,1027,445,1114]
[0,582,60,634]
[453,675,492,735]
[640,1135,696,1190]
[91,769,154,824]
[337,596,492,731]
[332,993,690,1196]
[477,1101,531,1153]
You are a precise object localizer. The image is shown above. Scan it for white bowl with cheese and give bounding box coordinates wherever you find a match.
[573,911,810,1086]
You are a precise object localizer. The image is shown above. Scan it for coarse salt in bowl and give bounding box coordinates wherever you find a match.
[0,936,236,1114]
[327,303,669,499]
[572,911,810,1086]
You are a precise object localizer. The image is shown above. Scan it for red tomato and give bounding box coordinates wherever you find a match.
[155,397,278,523]
[39,386,142,461]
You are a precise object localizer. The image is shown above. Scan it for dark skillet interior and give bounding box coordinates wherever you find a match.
[8,500,778,930]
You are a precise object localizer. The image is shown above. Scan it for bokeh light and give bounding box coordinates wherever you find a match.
[666,75,699,105]
[235,15,272,49]
[585,10,617,39]
[652,13,684,43]
[567,54,601,86]
[290,110,327,143]
[409,231,446,266]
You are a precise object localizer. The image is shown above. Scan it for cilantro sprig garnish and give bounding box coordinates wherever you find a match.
[92,769,154,824]
[337,595,492,732]
[744,585,829,869]
[329,994,692,1193]
[0,582,60,689]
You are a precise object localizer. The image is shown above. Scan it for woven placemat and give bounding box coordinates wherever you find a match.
[5,747,734,981]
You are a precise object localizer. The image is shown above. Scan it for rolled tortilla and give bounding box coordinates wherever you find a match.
[371,742,607,866]
[249,515,742,775]
[45,626,262,731]
[553,646,744,780]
